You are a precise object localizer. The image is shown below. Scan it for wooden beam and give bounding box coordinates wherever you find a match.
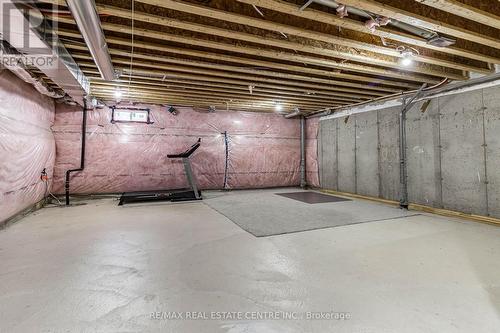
[93,93,322,112]
[415,0,500,31]
[91,81,358,104]
[338,0,500,51]
[101,37,414,92]
[236,0,500,64]
[80,68,381,99]
[52,17,452,83]
[89,76,365,101]
[91,83,349,108]
[109,0,490,75]
[92,89,335,109]
[94,4,462,80]
[56,26,422,90]
[74,58,400,100]
[64,41,405,95]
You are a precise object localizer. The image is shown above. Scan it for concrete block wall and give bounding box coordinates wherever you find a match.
[318,85,500,219]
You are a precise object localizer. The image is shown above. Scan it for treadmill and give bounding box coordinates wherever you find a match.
[118,138,202,205]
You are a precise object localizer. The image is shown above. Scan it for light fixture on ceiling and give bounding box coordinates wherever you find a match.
[398,46,419,67]
[114,88,123,100]
[275,102,283,112]
[401,54,413,67]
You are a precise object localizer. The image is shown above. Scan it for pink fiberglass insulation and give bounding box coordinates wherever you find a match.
[306,117,320,187]
[52,104,301,194]
[0,70,56,224]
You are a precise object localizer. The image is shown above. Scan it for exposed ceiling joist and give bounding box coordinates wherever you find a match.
[81,68,378,99]
[92,89,336,109]
[57,29,420,92]
[236,0,500,64]
[33,0,500,114]
[415,0,500,31]
[92,6,465,81]
[77,59,384,100]
[337,0,500,50]
[92,88,331,106]
[84,71,373,100]
[102,0,488,75]
[63,41,408,95]
[91,81,360,104]
[92,78,361,101]
[53,17,449,83]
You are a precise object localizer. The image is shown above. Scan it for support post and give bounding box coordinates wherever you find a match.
[300,116,306,188]
[399,84,427,209]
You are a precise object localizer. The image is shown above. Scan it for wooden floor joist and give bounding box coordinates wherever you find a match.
[236,0,500,64]
[97,17,464,81]
[91,81,362,104]
[91,84,350,108]
[91,92,329,112]
[338,0,500,50]
[80,68,381,100]
[414,0,500,31]
[90,86,331,105]
[55,21,448,84]
[132,0,492,75]
[76,61,392,99]
[35,0,500,113]
[88,75,367,101]
[60,34,419,92]
[65,43,408,96]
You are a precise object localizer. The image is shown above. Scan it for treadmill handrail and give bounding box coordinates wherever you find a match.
[167,138,201,159]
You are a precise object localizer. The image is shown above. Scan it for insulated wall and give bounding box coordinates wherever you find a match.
[52,104,301,194]
[0,70,56,224]
[318,85,500,219]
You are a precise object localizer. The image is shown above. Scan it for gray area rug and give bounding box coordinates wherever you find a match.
[204,189,418,237]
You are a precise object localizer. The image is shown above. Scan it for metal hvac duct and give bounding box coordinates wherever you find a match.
[0,0,90,105]
[0,41,64,98]
[66,0,115,81]
[303,0,456,47]
[284,107,303,118]
[4,62,65,98]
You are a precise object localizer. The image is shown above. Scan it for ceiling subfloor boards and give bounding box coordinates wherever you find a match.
[35,0,500,114]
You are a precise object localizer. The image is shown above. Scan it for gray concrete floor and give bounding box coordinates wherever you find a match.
[1,190,500,332]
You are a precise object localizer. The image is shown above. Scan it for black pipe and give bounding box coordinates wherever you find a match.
[65,99,88,205]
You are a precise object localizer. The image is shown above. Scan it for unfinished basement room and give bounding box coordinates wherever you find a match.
[1,0,500,332]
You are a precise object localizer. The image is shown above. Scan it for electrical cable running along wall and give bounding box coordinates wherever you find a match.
[52,104,302,194]
[317,85,500,219]
[0,70,56,224]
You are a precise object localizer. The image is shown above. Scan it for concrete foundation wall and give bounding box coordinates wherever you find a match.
[318,85,500,219]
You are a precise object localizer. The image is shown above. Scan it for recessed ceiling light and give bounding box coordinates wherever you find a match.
[401,56,413,67]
